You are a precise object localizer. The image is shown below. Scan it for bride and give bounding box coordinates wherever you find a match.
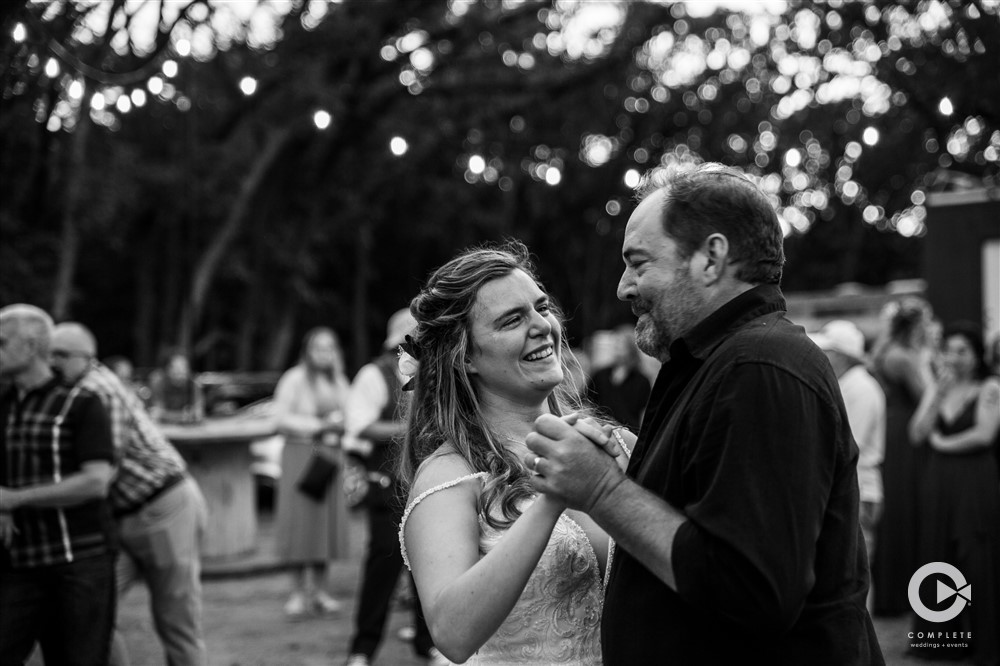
[397,241,632,665]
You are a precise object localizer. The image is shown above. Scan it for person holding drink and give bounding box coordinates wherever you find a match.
[273,327,352,619]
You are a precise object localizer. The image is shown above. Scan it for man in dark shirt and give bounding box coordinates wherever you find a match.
[525,165,883,664]
[0,304,117,666]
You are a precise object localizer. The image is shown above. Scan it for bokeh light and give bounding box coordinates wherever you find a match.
[313,109,331,130]
[239,76,257,96]
[390,136,408,156]
[624,169,641,188]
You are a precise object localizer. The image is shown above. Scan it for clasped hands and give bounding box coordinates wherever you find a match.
[523,414,629,513]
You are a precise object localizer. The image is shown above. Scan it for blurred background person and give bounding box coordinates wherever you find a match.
[343,308,442,666]
[51,323,208,666]
[273,327,351,619]
[149,351,204,424]
[104,354,152,406]
[587,323,651,433]
[869,296,934,616]
[811,320,885,612]
[0,305,117,666]
[908,322,1000,665]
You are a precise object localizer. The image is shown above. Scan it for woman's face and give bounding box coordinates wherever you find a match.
[167,355,190,381]
[466,269,563,403]
[306,332,337,370]
[942,334,977,379]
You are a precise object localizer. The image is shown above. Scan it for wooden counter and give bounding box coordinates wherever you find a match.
[161,416,276,561]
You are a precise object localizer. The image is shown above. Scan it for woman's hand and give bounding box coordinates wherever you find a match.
[560,413,622,458]
[322,412,346,436]
[934,366,957,396]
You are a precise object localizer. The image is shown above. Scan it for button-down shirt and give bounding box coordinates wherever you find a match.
[1,378,115,568]
[839,364,885,504]
[77,363,187,515]
[602,284,883,665]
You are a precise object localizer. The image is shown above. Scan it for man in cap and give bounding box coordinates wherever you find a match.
[50,322,207,666]
[0,305,117,665]
[343,308,444,666]
[812,319,885,593]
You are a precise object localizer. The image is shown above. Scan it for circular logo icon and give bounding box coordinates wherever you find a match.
[908,562,971,623]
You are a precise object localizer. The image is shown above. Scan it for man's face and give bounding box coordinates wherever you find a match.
[617,191,706,361]
[0,319,34,379]
[50,330,94,383]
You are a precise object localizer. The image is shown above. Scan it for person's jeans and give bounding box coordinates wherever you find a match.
[0,551,116,666]
[110,476,208,666]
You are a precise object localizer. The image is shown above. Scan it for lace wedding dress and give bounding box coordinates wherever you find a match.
[400,472,605,665]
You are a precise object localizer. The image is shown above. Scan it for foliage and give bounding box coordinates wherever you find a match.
[1,0,997,371]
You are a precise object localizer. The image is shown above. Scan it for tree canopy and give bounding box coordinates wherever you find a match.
[2,0,997,372]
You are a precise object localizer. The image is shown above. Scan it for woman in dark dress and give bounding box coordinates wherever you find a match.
[870,297,934,615]
[909,322,1000,665]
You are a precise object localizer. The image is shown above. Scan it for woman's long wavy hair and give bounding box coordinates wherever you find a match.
[398,240,595,529]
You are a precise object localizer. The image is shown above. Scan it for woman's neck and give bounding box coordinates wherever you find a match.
[478,391,550,445]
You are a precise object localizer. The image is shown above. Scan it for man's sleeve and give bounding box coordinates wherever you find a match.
[72,392,116,463]
[345,364,388,438]
[671,361,840,632]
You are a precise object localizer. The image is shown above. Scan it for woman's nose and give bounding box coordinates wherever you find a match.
[529,310,552,336]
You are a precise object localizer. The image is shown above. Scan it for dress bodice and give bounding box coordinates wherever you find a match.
[934,390,978,437]
[400,473,605,665]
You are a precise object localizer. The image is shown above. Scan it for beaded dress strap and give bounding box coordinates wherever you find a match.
[398,472,488,570]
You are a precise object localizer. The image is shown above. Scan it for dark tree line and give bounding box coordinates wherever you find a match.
[2,0,996,372]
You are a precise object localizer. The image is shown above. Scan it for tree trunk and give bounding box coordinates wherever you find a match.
[235,271,262,371]
[263,295,297,372]
[351,220,372,370]
[178,126,293,353]
[51,109,91,320]
[133,233,158,367]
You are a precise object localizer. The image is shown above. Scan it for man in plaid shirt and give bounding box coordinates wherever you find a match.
[51,322,208,666]
[0,304,117,666]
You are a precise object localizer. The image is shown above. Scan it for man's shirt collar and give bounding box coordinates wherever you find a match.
[669,283,786,362]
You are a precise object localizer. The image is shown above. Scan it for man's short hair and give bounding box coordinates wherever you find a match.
[0,304,55,354]
[639,163,785,285]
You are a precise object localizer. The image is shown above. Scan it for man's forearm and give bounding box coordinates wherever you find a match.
[590,478,687,590]
[1,467,112,510]
[359,420,407,442]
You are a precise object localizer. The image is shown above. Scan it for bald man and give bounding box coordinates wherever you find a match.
[52,323,207,666]
[0,305,117,666]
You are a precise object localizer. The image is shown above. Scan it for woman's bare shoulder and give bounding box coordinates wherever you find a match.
[410,447,481,499]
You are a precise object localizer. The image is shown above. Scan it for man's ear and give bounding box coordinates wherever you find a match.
[699,233,730,286]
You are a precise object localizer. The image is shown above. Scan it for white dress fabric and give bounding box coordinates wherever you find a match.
[400,472,605,665]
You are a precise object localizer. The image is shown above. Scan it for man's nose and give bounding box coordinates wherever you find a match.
[617,270,634,302]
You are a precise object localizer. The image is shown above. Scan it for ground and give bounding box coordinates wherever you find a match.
[39,509,968,665]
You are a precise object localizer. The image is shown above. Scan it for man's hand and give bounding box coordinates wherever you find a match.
[0,486,21,512]
[560,413,624,458]
[0,511,16,548]
[524,414,626,513]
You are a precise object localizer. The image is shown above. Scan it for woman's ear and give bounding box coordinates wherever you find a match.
[465,356,479,376]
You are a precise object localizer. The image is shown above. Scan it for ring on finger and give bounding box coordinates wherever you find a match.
[531,455,542,473]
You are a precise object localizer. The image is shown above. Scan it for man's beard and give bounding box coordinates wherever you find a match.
[633,268,703,363]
